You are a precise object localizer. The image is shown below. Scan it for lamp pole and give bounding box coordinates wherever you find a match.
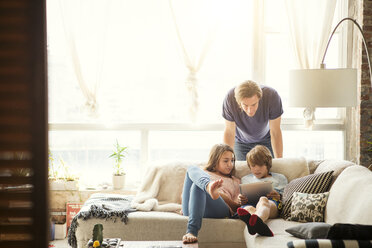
[321,17,372,89]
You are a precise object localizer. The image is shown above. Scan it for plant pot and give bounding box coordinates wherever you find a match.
[54,223,67,240]
[112,174,125,190]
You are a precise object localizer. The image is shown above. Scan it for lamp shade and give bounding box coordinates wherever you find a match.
[289,68,357,107]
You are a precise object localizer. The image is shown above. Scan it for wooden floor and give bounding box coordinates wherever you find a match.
[49,238,70,248]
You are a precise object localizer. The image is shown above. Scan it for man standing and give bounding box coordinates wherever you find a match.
[222,80,283,160]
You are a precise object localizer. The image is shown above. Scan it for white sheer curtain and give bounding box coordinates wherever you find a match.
[285,0,337,127]
[169,0,222,122]
[58,0,112,116]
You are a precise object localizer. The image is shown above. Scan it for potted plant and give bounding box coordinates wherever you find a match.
[49,149,79,191]
[109,140,128,190]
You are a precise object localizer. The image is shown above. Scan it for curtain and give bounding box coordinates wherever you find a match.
[58,0,112,116]
[285,0,337,127]
[169,0,221,122]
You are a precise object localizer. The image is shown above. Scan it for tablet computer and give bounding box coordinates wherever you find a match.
[239,181,273,206]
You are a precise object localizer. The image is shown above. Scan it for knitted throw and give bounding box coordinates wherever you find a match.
[67,193,136,248]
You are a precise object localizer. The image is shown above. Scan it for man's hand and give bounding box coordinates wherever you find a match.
[266,190,280,199]
[238,194,248,205]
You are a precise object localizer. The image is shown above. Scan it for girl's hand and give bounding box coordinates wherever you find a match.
[267,190,280,199]
[238,194,248,205]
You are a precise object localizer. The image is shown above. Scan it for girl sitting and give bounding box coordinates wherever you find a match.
[181,143,240,244]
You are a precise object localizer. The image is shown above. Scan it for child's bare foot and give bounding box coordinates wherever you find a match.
[182,233,198,243]
[206,178,223,200]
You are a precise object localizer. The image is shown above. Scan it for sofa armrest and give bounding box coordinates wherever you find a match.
[287,239,372,248]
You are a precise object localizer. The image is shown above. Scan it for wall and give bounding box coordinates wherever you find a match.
[360,0,372,167]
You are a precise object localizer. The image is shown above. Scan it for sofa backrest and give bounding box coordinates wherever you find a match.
[233,157,309,182]
[325,165,372,225]
[138,158,310,207]
[313,159,355,186]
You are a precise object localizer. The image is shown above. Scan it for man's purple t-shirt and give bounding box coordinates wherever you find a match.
[222,85,283,144]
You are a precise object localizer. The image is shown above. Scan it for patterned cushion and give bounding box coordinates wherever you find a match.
[288,192,329,222]
[281,171,333,220]
[287,239,372,248]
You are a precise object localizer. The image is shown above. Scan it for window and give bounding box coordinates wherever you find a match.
[47,0,254,124]
[258,0,346,120]
[47,0,348,189]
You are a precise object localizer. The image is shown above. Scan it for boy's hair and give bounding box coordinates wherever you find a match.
[204,144,235,177]
[246,145,272,171]
[234,80,262,106]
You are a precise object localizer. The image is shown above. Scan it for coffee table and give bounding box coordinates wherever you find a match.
[119,240,198,248]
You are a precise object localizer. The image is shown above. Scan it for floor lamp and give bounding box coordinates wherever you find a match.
[289,18,372,115]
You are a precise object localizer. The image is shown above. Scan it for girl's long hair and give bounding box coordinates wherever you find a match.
[204,144,235,177]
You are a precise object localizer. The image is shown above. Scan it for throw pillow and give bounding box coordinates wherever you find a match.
[281,171,333,220]
[327,223,372,240]
[285,222,331,239]
[313,160,355,186]
[287,239,372,248]
[288,192,329,223]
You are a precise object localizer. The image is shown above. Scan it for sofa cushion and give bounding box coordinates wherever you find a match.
[234,157,309,182]
[132,161,205,212]
[244,218,301,248]
[314,159,355,186]
[314,159,354,175]
[281,171,333,220]
[288,192,329,223]
[75,211,246,248]
[325,165,372,225]
[306,159,324,174]
[285,222,331,239]
[285,223,372,241]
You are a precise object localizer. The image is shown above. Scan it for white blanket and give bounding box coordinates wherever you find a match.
[131,161,204,212]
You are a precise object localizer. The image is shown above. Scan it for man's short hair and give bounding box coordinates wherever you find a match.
[234,80,262,105]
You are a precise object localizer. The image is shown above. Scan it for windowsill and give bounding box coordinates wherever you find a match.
[49,119,345,131]
[77,187,137,195]
[49,187,137,195]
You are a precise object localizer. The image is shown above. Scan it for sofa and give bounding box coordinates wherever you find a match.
[71,157,372,248]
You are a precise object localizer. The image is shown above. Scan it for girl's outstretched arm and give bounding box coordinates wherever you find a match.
[206,178,223,200]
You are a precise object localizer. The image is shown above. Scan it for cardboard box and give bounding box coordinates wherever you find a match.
[66,203,83,233]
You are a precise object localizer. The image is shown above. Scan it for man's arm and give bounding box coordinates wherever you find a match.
[223,120,236,149]
[269,116,283,158]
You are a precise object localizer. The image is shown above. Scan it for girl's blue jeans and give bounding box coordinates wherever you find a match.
[182,166,230,236]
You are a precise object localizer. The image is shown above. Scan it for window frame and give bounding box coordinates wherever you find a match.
[48,0,350,189]
[250,0,349,158]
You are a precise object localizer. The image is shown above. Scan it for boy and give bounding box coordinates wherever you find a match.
[237,145,288,236]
